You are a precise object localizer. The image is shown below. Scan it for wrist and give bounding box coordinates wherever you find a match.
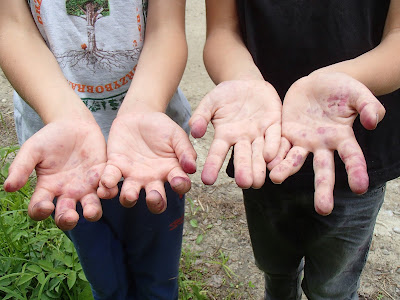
[40,93,95,124]
[117,97,167,116]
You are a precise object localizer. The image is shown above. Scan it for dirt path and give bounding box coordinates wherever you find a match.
[0,1,399,299]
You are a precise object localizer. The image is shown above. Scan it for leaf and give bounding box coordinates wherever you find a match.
[67,271,77,289]
[0,286,25,300]
[38,260,53,271]
[38,274,51,299]
[27,264,42,273]
[189,219,198,228]
[18,273,35,286]
[0,276,13,287]
[48,277,62,291]
[37,272,46,284]
[78,271,88,282]
[78,282,95,300]
[196,234,204,245]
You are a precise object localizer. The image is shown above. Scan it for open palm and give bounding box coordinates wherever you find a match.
[190,80,282,188]
[269,72,386,215]
[4,119,107,230]
[98,112,197,213]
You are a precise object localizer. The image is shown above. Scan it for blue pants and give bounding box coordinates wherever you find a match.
[64,183,185,300]
[243,183,386,300]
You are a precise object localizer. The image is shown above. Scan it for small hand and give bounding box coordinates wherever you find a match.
[190,80,282,188]
[269,72,386,215]
[4,119,107,230]
[98,112,197,213]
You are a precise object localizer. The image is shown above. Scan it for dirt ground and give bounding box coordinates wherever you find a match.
[1,1,399,299]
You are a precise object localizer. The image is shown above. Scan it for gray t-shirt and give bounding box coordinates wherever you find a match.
[15,0,191,144]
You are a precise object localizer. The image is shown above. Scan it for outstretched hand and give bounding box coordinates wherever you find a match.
[269,72,386,215]
[190,80,282,189]
[4,120,107,231]
[98,112,197,214]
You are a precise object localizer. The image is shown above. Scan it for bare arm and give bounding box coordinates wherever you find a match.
[0,0,106,230]
[189,0,282,188]
[0,0,93,123]
[99,0,197,213]
[118,0,188,114]
[203,0,263,83]
[315,0,400,95]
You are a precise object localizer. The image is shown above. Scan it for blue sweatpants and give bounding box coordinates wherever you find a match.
[64,183,185,300]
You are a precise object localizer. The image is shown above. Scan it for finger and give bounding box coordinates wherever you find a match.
[189,94,213,139]
[201,138,231,185]
[145,182,167,214]
[120,179,141,208]
[263,123,282,163]
[80,193,103,222]
[252,137,267,189]
[4,142,42,192]
[269,146,308,183]
[358,100,386,130]
[167,167,192,195]
[101,164,123,189]
[172,130,197,174]
[233,140,253,189]
[313,149,335,216]
[97,181,119,199]
[54,196,79,231]
[27,187,56,221]
[267,137,291,170]
[337,139,369,194]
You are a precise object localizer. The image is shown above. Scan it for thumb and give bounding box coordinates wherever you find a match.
[352,85,385,130]
[189,93,214,139]
[4,139,42,192]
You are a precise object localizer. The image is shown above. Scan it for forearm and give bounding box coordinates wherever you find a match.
[204,29,263,84]
[314,1,400,96]
[314,32,400,96]
[120,29,187,114]
[204,0,263,84]
[0,1,93,124]
[119,0,187,115]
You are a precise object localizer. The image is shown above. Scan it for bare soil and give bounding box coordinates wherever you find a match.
[1,2,399,299]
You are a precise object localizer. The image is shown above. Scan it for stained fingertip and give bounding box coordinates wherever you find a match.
[180,156,197,174]
[190,117,208,139]
[120,192,139,208]
[28,201,55,221]
[56,210,79,231]
[348,171,369,195]
[146,190,166,214]
[170,176,191,195]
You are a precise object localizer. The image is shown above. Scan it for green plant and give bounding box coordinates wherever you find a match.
[208,250,237,279]
[179,245,209,300]
[0,146,93,300]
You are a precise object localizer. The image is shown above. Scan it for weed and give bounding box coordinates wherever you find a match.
[208,250,237,279]
[179,245,208,300]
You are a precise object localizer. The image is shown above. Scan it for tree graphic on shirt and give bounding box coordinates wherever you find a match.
[55,0,142,72]
[66,0,110,55]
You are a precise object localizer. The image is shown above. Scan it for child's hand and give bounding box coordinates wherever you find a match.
[98,112,197,214]
[190,80,282,189]
[4,120,107,231]
[269,72,386,215]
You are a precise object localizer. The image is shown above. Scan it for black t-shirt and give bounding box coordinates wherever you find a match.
[230,0,400,188]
